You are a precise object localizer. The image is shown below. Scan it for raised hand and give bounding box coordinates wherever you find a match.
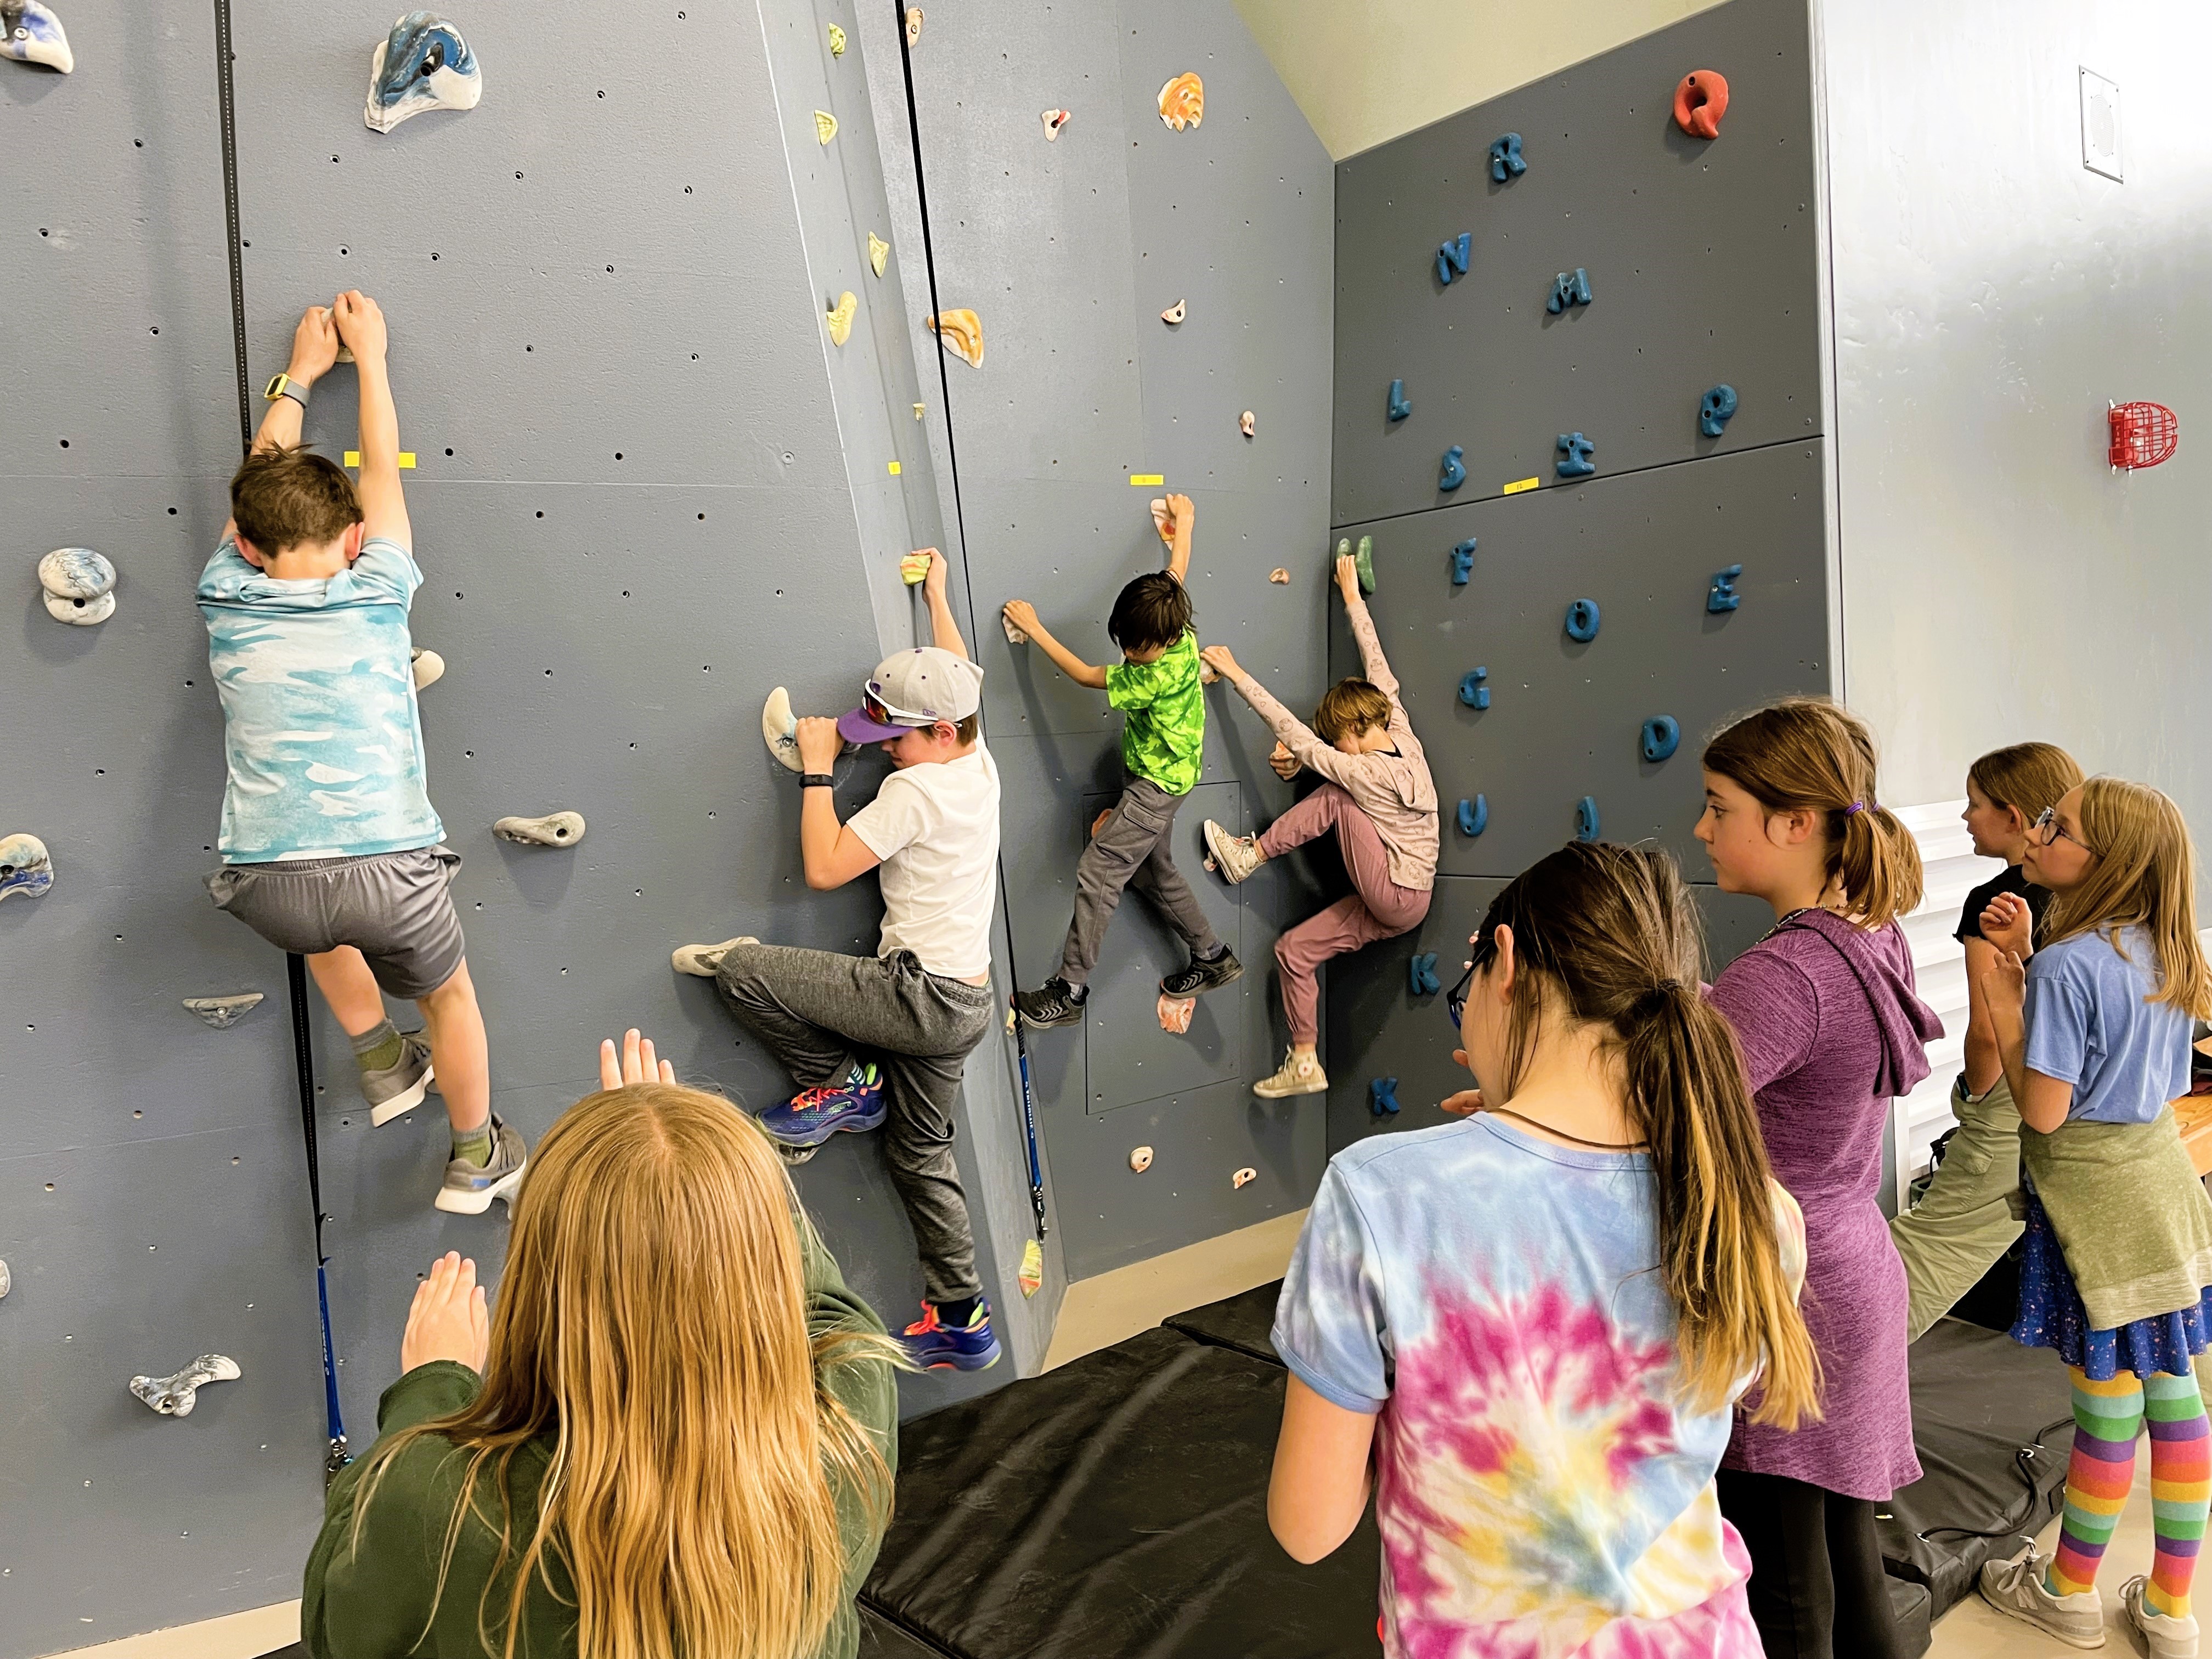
[289,304,341,382]
[599,1028,675,1090]
[1200,644,1240,680]
[1334,553,1361,603]
[401,1250,490,1375]
[330,290,388,364]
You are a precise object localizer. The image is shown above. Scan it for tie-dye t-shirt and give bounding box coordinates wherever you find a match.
[1274,1115,1805,1659]
[198,537,442,862]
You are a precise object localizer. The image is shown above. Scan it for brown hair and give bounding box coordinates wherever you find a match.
[1107,571,1193,654]
[350,1083,898,1659]
[1472,843,1820,1426]
[1313,678,1393,745]
[230,444,363,554]
[1968,742,2084,831]
[2044,777,2212,1018]
[1702,697,1923,929]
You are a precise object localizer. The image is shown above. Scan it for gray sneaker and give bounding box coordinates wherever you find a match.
[363,1034,436,1127]
[1977,1543,2106,1649]
[672,935,758,978]
[1203,819,1263,884]
[434,1116,527,1215]
[2122,1577,2199,1658]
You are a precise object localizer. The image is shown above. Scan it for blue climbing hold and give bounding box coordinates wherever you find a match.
[1458,667,1489,710]
[1436,232,1471,285]
[1641,715,1681,763]
[1387,378,1413,422]
[1707,563,1743,613]
[1564,599,1600,642]
[1440,446,1466,491]
[1457,795,1488,837]
[1576,796,1600,843]
[1488,132,1526,182]
[1700,383,1739,438]
[1409,952,1441,997]
[1556,432,1595,478]
[1547,267,1593,314]
[1449,538,1477,585]
[1370,1077,1402,1118]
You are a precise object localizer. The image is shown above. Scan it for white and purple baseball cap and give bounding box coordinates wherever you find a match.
[838,647,985,743]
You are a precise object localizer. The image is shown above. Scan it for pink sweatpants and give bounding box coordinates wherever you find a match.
[1259,784,1431,1045]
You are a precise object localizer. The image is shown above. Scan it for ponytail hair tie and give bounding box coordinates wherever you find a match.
[1630,979,1686,1022]
[1844,800,1869,817]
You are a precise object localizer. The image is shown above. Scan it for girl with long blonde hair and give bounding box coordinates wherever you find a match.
[301,1031,900,1659]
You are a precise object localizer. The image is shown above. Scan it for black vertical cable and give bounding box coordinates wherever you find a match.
[213,0,250,454]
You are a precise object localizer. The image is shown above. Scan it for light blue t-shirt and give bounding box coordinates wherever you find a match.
[2025,925,2193,1124]
[198,537,443,862]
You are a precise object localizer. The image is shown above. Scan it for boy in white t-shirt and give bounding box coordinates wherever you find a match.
[673,551,1005,1370]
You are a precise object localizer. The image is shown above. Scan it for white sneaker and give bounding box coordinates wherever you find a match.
[2123,1577,2200,1658]
[1976,1544,2106,1649]
[1252,1048,1328,1099]
[672,936,758,977]
[1203,819,1263,884]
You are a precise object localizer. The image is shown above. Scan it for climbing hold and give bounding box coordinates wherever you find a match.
[1450,538,1477,585]
[1129,1146,1154,1173]
[1239,410,1255,438]
[1409,952,1440,997]
[1458,667,1489,710]
[1157,72,1204,131]
[1457,795,1488,837]
[1387,378,1412,422]
[1268,568,1289,584]
[1707,563,1743,613]
[1001,610,1029,645]
[761,686,803,772]
[43,588,113,625]
[1156,993,1195,1035]
[38,546,116,624]
[409,647,444,691]
[183,994,264,1029]
[1556,432,1596,477]
[1439,446,1466,491]
[1369,1078,1401,1118]
[912,402,925,420]
[825,291,857,347]
[1436,232,1471,285]
[1160,299,1186,325]
[1564,598,1601,642]
[926,309,984,368]
[1232,1167,1257,1189]
[905,7,922,46]
[1041,108,1070,140]
[363,11,481,134]
[1488,132,1526,182]
[1673,70,1729,140]
[1576,796,1600,843]
[813,110,838,145]
[1641,715,1681,763]
[2,0,72,72]
[493,811,585,848]
[1547,268,1593,313]
[129,1353,240,1418]
[900,550,934,585]
[0,1259,9,1299]
[827,22,845,55]
[1700,383,1739,438]
[1355,535,1376,595]
[0,833,53,902]
[868,232,890,277]
[1019,1235,1042,1297]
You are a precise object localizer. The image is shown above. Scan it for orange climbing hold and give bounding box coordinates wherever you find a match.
[1156,993,1196,1034]
[1158,72,1204,131]
[1673,70,1728,139]
[926,308,983,368]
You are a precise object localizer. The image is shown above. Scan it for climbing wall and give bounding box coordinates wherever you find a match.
[1321,0,1831,1150]
[896,0,1336,1278]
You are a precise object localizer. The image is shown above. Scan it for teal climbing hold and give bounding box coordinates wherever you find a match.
[1556,432,1595,477]
[1488,132,1526,182]
[1547,268,1593,313]
[1457,795,1487,837]
[1387,378,1412,421]
[1409,952,1440,997]
[1450,538,1476,585]
[1708,563,1743,613]
[1700,383,1739,438]
[1575,796,1600,843]
[1564,599,1600,642]
[1440,446,1466,490]
[1436,232,1471,285]
[1369,1077,1402,1118]
[1458,668,1489,710]
[1641,715,1681,763]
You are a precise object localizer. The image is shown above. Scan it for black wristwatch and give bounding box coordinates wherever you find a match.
[802,774,834,789]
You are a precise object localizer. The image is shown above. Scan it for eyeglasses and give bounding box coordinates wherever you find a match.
[1444,934,1497,1029]
[2033,807,2094,855]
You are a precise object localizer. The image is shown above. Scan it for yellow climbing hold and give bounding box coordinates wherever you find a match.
[1158,72,1204,131]
[905,7,923,47]
[868,232,890,276]
[926,308,983,368]
[814,110,838,145]
[913,402,926,419]
[900,549,933,584]
[825,291,857,347]
[827,22,845,55]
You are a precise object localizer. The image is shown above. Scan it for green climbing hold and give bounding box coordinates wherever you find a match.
[1356,535,1375,595]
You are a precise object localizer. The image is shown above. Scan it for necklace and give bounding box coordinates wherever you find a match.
[1482,1105,1646,1153]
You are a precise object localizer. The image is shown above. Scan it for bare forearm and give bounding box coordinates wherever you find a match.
[356,359,399,467]
[252,379,309,454]
[1990,1006,2031,1109]
[1029,622,1108,690]
[927,589,968,662]
[799,790,845,888]
[1963,1025,2003,1097]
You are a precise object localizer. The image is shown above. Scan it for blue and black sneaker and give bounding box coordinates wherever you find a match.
[898,1299,1003,1371]
[757,1063,887,1149]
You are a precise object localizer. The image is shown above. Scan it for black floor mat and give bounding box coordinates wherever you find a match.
[1887,1576,1932,1657]
[1161,1278,1280,1363]
[860,1603,961,1658]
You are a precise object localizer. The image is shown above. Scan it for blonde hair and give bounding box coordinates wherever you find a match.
[351,1083,896,1659]
[1702,697,1923,929]
[1313,678,1393,745]
[2044,778,2212,1018]
[1968,742,2083,831]
[1475,843,1821,1427]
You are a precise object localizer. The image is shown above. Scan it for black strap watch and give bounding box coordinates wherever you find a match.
[802,774,835,789]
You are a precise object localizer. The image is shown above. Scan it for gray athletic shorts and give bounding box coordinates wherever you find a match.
[207,845,465,1001]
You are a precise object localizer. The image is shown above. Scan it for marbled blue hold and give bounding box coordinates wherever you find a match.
[365,10,483,134]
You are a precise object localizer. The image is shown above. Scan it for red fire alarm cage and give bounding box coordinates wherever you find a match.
[2109,402,2179,471]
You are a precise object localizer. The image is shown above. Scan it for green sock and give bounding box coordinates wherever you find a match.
[450,1120,493,1169]
[351,1018,404,1074]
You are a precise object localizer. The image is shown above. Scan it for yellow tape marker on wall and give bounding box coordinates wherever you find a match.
[1129,473,1165,486]
[343,452,416,469]
[888,460,902,475]
[1503,476,1539,495]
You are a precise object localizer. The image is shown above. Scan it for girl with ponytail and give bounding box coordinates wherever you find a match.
[1268,842,1816,1656]
[1696,697,1941,1659]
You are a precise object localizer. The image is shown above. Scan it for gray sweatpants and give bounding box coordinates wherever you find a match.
[1058,776,1220,988]
[715,941,992,1305]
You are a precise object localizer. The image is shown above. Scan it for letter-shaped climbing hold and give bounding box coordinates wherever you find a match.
[1369,1077,1402,1118]
[1355,535,1376,594]
[1673,70,1729,140]
[1458,667,1489,710]
[1547,267,1593,314]
[1436,232,1471,285]
[1439,446,1466,491]
[493,811,585,848]
[1707,563,1743,613]
[1576,795,1601,843]
[1450,538,1477,584]
[1641,715,1681,763]
[184,993,264,1029]
[364,12,481,134]
[1700,383,1739,438]
[1488,132,1526,182]
[1458,795,1488,837]
[825,291,857,347]
[1409,952,1441,997]
[0,832,53,902]
[1387,378,1412,422]
[130,1353,241,1418]
[1564,598,1601,642]
[1556,432,1596,478]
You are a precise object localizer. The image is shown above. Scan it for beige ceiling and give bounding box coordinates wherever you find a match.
[1228,0,1732,159]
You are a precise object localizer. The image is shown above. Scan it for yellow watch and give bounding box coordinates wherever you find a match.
[262,371,309,410]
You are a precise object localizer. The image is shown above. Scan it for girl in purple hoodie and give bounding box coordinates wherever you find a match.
[1696,698,1942,1659]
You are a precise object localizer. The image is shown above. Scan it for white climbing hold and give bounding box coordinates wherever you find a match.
[410,647,444,691]
[1232,1167,1257,1189]
[0,832,53,902]
[131,1353,240,1417]
[38,546,114,600]
[762,686,804,772]
[0,1259,10,1299]
[1160,299,1186,325]
[363,12,481,134]
[1240,410,1255,437]
[493,811,585,848]
[44,589,113,625]
[1041,108,1070,140]
[183,994,264,1029]
[2,1,73,72]
[868,232,890,276]
[1001,611,1029,645]
[1129,1146,1154,1173]
[905,6,922,46]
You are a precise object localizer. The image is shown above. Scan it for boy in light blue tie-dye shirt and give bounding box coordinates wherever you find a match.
[198,293,523,1217]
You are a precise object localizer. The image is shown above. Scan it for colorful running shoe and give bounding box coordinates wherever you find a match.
[755,1065,887,1148]
[898,1300,1003,1371]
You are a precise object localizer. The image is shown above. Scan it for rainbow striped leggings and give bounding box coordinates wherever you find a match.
[2051,1366,2211,1618]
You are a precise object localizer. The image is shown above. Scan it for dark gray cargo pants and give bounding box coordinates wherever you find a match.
[1057,776,1220,988]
